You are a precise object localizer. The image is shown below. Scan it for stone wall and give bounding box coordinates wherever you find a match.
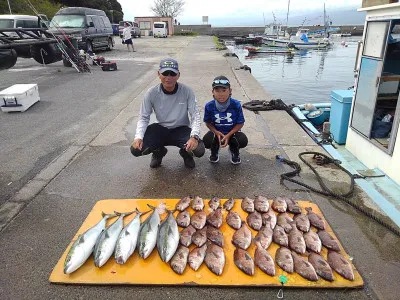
[174,25,365,37]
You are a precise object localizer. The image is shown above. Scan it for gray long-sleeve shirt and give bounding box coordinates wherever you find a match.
[134,83,201,139]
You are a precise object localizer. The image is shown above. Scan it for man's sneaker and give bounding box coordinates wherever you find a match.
[209,151,219,163]
[229,147,241,165]
[179,148,195,169]
[150,147,168,168]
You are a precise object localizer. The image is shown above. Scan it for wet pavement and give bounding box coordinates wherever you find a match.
[0,36,399,300]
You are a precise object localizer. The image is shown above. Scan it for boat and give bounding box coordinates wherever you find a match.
[244,46,298,55]
[286,1,400,228]
[263,36,329,49]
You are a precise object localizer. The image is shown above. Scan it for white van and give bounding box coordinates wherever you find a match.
[0,14,47,30]
[153,22,168,38]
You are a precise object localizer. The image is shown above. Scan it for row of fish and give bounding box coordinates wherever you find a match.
[63,196,355,283]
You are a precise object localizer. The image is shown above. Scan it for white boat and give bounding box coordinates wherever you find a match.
[263,36,329,49]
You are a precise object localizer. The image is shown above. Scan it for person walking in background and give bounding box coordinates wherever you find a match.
[122,22,135,52]
[130,58,205,168]
[203,75,248,164]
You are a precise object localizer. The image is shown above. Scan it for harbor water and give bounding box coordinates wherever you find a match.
[229,37,359,105]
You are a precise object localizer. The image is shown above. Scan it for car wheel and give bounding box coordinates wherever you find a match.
[106,38,113,51]
[86,40,93,53]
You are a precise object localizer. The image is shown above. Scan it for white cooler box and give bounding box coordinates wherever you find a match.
[0,84,40,112]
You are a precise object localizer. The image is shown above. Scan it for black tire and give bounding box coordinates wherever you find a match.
[14,45,32,58]
[106,38,113,51]
[62,58,72,67]
[0,49,18,70]
[31,43,62,65]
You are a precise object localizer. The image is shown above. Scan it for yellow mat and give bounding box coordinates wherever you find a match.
[49,199,363,288]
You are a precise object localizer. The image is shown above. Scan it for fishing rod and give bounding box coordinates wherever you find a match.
[25,0,91,73]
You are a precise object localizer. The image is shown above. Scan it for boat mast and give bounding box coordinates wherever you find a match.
[324,3,327,38]
[285,0,290,35]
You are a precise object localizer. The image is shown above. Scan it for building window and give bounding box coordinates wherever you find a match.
[139,21,151,30]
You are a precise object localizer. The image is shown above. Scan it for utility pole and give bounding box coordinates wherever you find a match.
[7,0,12,14]
[110,10,114,23]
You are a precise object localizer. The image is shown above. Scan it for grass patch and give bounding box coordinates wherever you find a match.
[173,31,198,36]
[212,36,227,50]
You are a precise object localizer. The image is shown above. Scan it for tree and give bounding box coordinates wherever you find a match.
[151,0,185,19]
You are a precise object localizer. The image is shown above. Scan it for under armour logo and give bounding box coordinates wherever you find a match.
[215,113,233,123]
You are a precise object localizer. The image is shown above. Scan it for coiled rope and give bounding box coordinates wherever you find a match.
[277,152,400,236]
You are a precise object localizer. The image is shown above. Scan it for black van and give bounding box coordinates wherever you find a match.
[48,7,114,52]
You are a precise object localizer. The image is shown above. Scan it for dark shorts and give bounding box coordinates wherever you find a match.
[203,130,248,149]
[130,123,205,157]
[124,38,132,45]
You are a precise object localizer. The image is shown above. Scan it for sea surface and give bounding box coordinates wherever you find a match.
[228,37,360,105]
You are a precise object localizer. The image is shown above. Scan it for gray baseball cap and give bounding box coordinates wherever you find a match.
[159,58,179,74]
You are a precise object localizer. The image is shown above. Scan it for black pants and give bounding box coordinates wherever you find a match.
[130,123,205,157]
[202,131,248,149]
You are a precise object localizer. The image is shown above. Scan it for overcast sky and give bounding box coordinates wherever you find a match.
[118,0,362,26]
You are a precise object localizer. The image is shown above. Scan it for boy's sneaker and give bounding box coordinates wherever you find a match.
[209,151,219,163]
[150,147,168,168]
[179,148,195,169]
[229,146,241,165]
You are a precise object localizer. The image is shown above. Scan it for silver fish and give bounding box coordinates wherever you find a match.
[192,226,208,247]
[234,247,254,276]
[275,246,294,273]
[291,251,318,281]
[308,252,335,282]
[304,230,322,253]
[94,210,133,267]
[272,197,287,213]
[254,195,270,213]
[254,226,273,249]
[205,241,225,276]
[209,196,221,210]
[207,226,224,247]
[179,225,196,247]
[254,241,276,276]
[273,225,289,247]
[284,197,302,214]
[318,230,340,251]
[191,196,204,211]
[277,212,294,233]
[241,197,255,213]
[188,243,207,271]
[170,245,189,275]
[138,204,161,259]
[191,211,207,230]
[115,209,148,265]
[206,207,223,228]
[327,250,355,281]
[176,211,191,228]
[176,196,192,211]
[157,210,180,263]
[64,212,115,274]
[226,211,242,230]
[247,211,263,231]
[223,198,235,211]
[232,222,252,250]
[305,207,325,230]
[294,213,310,233]
[288,222,306,254]
[261,210,277,230]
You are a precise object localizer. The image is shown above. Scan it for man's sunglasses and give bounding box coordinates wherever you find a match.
[161,71,178,77]
[213,79,230,85]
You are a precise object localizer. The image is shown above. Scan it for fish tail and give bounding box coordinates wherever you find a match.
[102,211,117,218]
[147,204,155,210]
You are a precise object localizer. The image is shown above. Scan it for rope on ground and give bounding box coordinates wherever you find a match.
[242,99,289,111]
[276,152,400,236]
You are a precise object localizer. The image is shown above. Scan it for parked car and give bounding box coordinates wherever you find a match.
[153,22,168,38]
[48,7,114,53]
[118,21,141,38]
